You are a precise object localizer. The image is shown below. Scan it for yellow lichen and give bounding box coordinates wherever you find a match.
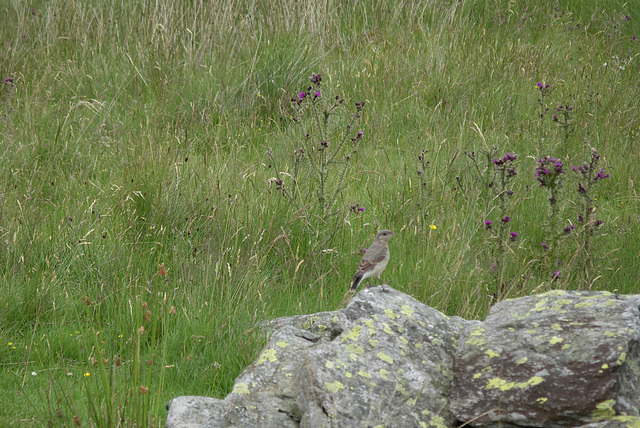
[276,341,289,348]
[232,383,250,394]
[358,370,371,378]
[342,325,363,342]
[466,336,485,346]
[485,349,500,358]
[401,305,415,317]
[575,301,595,309]
[377,352,394,364]
[549,336,564,345]
[537,397,547,404]
[384,308,400,320]
[517,357,528,364]
[345,343,365,354]
[325,381,345,393]
[256,348,277,365]
[469,327,485,336]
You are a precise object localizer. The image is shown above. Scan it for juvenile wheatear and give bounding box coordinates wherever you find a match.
[351,229,395,291]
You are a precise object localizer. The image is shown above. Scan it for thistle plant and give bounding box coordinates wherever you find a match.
[552,104,574,146]
[268,72,366,223]
[536,82,552,138]
[572,148,610,281]
[471,150,519,297]
[535,156,566,261]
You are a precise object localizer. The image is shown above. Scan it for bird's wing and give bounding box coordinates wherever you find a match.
[357,248,387,273]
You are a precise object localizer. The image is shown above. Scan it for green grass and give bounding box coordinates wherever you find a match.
[1,0,639,425]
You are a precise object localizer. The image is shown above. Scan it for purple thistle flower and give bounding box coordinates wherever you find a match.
[314,91,321,98]
[2,77,14,83]
[541,242,548,250]
[510,232,518,241]
[485,220,492,230]
[537,82,543,88]
[577,183,587,194]
[552,270,560,279]
[501,216,510,223]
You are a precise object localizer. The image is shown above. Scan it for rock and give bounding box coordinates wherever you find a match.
[166,286,470,427]
[450,290,640,427]
[166,288,640,428]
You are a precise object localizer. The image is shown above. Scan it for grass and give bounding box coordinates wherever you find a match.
[1,0,639,425]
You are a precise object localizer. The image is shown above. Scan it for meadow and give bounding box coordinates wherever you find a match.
[1,0,639,425]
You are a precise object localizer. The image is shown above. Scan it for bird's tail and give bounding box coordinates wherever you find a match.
[350,275,362,291]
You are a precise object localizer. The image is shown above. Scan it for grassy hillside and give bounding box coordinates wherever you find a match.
[1,0,638,425]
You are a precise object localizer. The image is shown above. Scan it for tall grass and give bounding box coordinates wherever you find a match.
[1,0,638,425]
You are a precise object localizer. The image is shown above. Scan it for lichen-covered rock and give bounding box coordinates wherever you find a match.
[166,286,470,428]
[166,289,640,428]
[450,290,640,427]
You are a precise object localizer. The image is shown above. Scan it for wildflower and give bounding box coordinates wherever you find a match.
[541,242,548,250]
[577,183,587,194]
[309,73,322,85]
[501,216,510,223]
[429,224,437,230]
[314,91,321,98]
[359,207,365,213]
[485,220,492,230]
[537,82,543,88]
[552,270,560,279]
[549,194,557,205]
[84,372,91,377]
[2,77,13,83]
[595,169,610,180]
[510,232,518,241]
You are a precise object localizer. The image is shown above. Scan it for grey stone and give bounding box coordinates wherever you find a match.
[166,289,640,428]
[450,290,640,427]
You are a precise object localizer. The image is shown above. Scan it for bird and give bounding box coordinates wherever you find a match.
[351,229,395,291]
